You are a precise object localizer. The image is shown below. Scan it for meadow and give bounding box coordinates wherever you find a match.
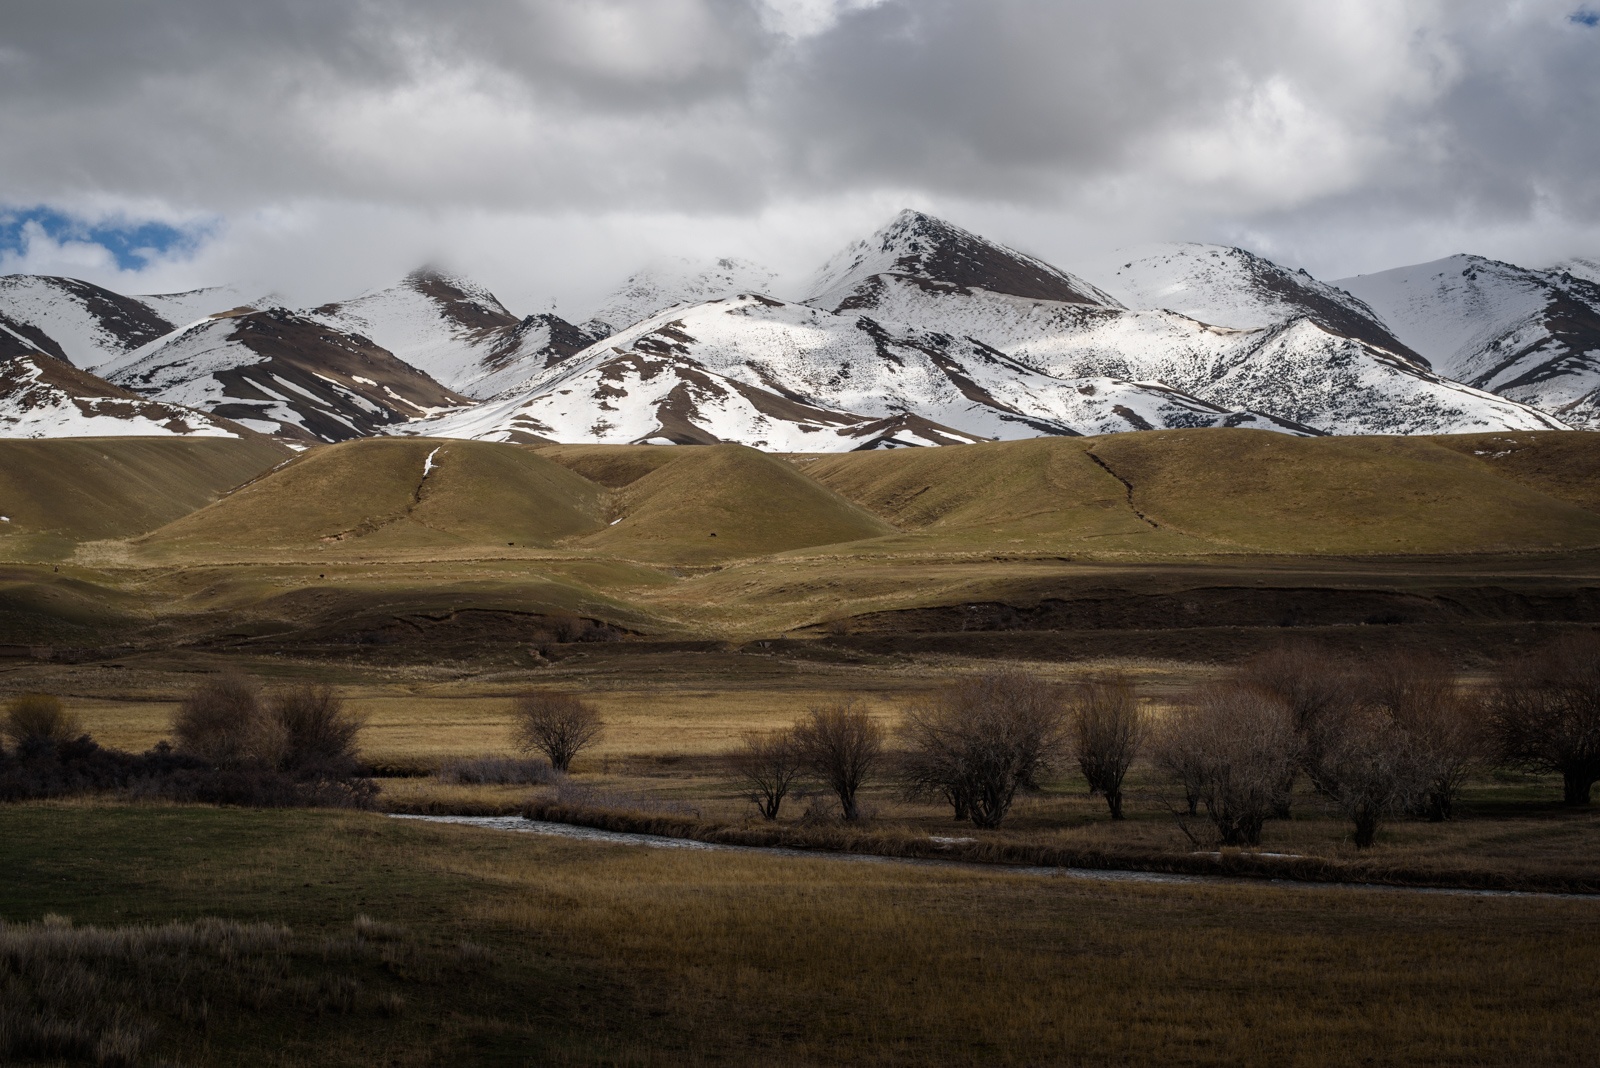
[3,429,1600,1063]
[4,803,1599,1066]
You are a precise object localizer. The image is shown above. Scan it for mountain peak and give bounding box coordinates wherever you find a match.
[805,210,1118,312]
[1102,242,1420,362]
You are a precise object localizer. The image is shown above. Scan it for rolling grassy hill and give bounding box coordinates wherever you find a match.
[0,436,291,559]
[563,444,895,564]
[1,430,1596,650]
[139,438,609,556]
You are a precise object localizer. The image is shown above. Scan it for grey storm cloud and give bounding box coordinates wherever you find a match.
[1,0,1598,299]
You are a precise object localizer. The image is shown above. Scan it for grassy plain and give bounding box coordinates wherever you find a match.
[4,430,1600,1062]
[4,804,1599,1066]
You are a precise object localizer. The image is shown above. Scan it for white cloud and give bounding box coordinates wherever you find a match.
[1,0,1596,303]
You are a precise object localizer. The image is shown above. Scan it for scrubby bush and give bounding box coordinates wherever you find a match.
[172,675,283,769]
[902,672,1066,828]
[730,729,803,820]
[0,735,373,808]
[1362,651,1485,821]
[1069,674,1145,820]
[2,694,82,756]
[436,755,562,786]
[269,684,364,776]
[1234,643,1357,812]
[1317,704,1415,849]
[512,691,604,772]
[793,701,883,822]
[1492,633,1600,805]
[1156,684,1299,847]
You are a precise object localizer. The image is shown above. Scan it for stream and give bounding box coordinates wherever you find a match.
[389,814,1595,900]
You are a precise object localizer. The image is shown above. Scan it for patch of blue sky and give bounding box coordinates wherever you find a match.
[0,205,209,270]
[1571,9,1600,26]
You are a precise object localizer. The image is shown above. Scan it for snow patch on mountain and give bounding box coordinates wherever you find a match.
[106,309,469,441]
[1094,243,1417,360]
[136,284,268,325]
[1550,257,1600,285]
[1338,255,1600,428]
[0,346,238,439]
[0,274,176,369]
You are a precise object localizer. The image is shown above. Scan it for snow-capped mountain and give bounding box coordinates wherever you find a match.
[0,324,242,439]
[1095,243,1418,361]
[584,257,779,338]
[309,270,597,399]
[793,213,1556,436]
[1337,255,1600,428]
[0,274,178,369]
[408,293,1309,450]
[102,308,468,442]
[4,213,1585,448]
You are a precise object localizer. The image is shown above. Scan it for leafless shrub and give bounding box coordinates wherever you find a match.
[269,684,364,776]
[1362,651,1486,821]
[1492,632,1600,805]
[436,755,562,786]
[1317,704,1417,848]
[2,693,82,755]
[901,671,1067,828]
[1068,674,1146,820]
[171,675,285,769]
[1158,684,1299,847]
[730,729,804,820]
[792,701,884,822]
[1234,643,1358,812]
[511,691,604,773]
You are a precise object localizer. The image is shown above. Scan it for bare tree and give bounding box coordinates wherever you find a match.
[1158,684,1299,847]
[512,691,605,773]
[900,672,1066,828]
[1362,651,1484,821]
[172,675,285,768]
[1234,643,1357,813]
[1317,704,1417,848]
[792,701,884,822]
[730,729,804,820]
[268,684,365,776]
[2,693,82,755]
[1492,633,1600,805]
[1068,674,1146,820]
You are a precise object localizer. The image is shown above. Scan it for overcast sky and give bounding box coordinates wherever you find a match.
[2,0,1598,316]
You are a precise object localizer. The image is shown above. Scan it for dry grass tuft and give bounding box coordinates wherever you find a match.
[0,912,484,1066]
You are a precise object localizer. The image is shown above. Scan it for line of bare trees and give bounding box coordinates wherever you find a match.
[723,632,1600,848]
